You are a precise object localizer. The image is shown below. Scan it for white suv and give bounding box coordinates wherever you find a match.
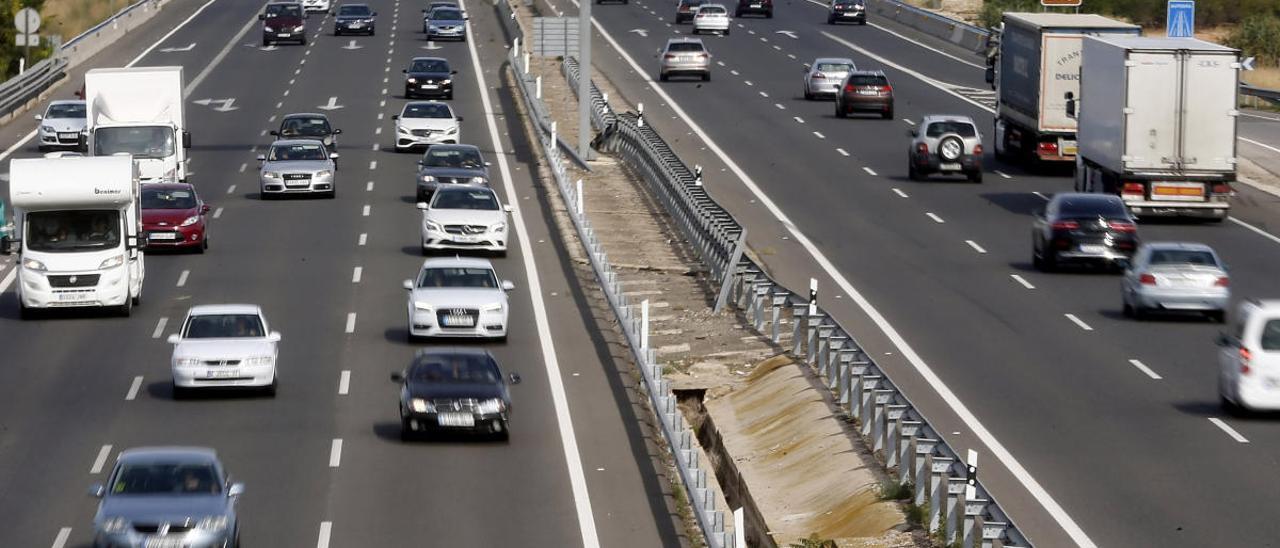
[1218,300,1280,413]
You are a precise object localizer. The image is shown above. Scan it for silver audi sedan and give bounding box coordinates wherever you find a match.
[1121,242,1230,322]
[802,57,856,99]
[90,447,243,548]
[257,139,339,199]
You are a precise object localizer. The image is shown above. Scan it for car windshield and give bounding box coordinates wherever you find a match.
[432,8,463,19]
[848,74,888,86]
[46,103,85,118]
[280,117,331,137]
[815,62,852,73]
[269,143,327,161]
[25,210,120,252]
[142,188,197,210]
[265,4,302,17]
[834,0,862,6]
[416,267,498,289]
[111,463,221,495]
[410,59,449,72]
[184,314,265,338]
[409,354,499,384]
[1148,249,1218,267]
[93,126,175,159]
[339,4,371,15]
[925,121,976,138]
[699,6,725,13]
[1059,198,1128,218]
[403,103,453,119]
[432,189,499,210]
[681,0,704,6]
[667,42,705,53]
[423,147,483,168]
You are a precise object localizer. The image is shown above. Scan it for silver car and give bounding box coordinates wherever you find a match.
[403,256,514,341]
[907,115,984,183]
[1122,242,1230,322]
[36,100,87,152]
[802,57,855,99]
[257,139,339,198]
[416,143,490,201]
[90,447,243,548]
[659,38,711,82]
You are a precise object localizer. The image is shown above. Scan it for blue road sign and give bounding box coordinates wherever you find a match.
[1167,1,1195,38]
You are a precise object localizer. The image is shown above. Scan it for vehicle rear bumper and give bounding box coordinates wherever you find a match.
[912,154,981,173]
[840,96,892,112]
[1131,287,1229,311]
[1126,200,1229,219]
[1237,382,1280,411]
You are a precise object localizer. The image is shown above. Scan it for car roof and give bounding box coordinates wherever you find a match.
[920,115,975,125]
[435,184,495,194]
[813,57,854,65]
[142,182,196,191]
[847,69,885,76]
[403,100,453,111]
[415,347,492,359]
[1141,241,1215,253]
[425,143,480,152]
[270,138,328,147]
[665,37,705,45]
[282,112,328,119]
[48,99,85,107]
[1052,192,1122,204]
[118,447,218,464]
[420,256,496,269]
[188,304,263,316]
[411,56,448,63]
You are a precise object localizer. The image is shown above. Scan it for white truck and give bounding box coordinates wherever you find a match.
[1072,36,1239,221]
[84,66,190,183]
[1,156,145,318]
[985,13,1140,165]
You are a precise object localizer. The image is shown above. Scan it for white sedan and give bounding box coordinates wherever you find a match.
[394,101,462,152]
[692,4,731,34]
[418,185,511,255]
[168,304,281,398]
[403,257,514,341]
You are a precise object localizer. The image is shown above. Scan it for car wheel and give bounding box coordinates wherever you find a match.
[735,10,742,16]
[327,188,337,199]
[118,294,132,317]
[882,108,894,120]
[724,28,730,35]
[1209,310,1227,323]
[659,72,669,82]
[702,72,711,82]
[1221,393,1246,417]
[446,91,454,100]
[835,103,846,118]
[691,28,699,34]
[18,301,35,320]
[300,35,308,45]
[262,37,271,47]
[827,16,834,24]
[400,416,415,441]
[968,170,983,183]
[766,10,773,17]
[172,382,188,400]
[804,88,813,101]
[37,144,48,153]
[264,377,278,397]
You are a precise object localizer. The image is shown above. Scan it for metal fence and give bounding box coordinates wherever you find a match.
[564,54,1034,547]
[0,56,68,119]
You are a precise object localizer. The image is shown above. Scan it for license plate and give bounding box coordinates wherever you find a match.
[857,89,878,95]
[442,315,475,327]
[145,538,184,548]
[149,232,177,241]
[206,369,241,379]
[437,412,475,427]
[1079,244,1106,254]
[750,3,761,6]
[940,162,962,170]
[421,84,438,89]
[452,235,476,243]
[57,292,91,302]
[58,132,78,139]
[278,33,291,37]
[1152,182,1204,202]
[350,23,363,27]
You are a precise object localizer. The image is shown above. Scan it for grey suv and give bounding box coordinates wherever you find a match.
[659,38,711,82]
[908,115,983,183]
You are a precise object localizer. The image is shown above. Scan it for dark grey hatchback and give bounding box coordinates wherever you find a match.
[1032,193,1138,272]
[416,144,490,201]
[393,348,520,440]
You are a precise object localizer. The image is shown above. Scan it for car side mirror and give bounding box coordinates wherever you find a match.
[1115,258,1131,270]
[484,161,492,167]
[451,70,458,75]
[329,152,340,160]
[228,483,244,497]
[416,202,428,210]
[501,280,515,291]
[258,13,266,20]
[269,130,280,136]
[402,279,414,290]
[402,69,408,73]
[391,114,400,120]
[503,204,512,213]
[200,204,211,214]
[182,131,191,149]
[373,11,378,15]
[390,371,405,383]
[508,372,522,385]
[456,116,464,122]
[267,331,282,342]
[256,154,266,162]
[1064,91,1077,119]
[167,334,182,344]
[0,237,18,255]
[333,128,343,135]
[89,483,105,498]
[1216,333,1232,347]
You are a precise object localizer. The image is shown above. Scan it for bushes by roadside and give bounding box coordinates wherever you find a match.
[1227,15,1280,68]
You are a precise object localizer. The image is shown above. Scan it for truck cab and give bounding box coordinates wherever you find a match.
[2,156,145,318]
[85,67,190,183]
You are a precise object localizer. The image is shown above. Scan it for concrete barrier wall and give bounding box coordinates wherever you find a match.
[866,0,990,54]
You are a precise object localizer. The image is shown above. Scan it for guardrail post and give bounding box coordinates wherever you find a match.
[963,496,990,548]
[815,324,834,371]
[575,179,584,215]
[791,305,807,355]
[857,375,883,436]
[912,437,939,505]
[752,282,769,330]
[771,293,787,343]
[806,314,823,366]
[946,477,967,544]
[884,404,908,467]
[823,336,846,381]
[928,457,956,532]
[535,75,542,99]
[897,420,922,483]
[871,390,893,452]
[836,350,859,405]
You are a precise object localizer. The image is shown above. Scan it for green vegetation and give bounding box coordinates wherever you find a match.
[878,480,914,501]
[1227,15,1280,68]
[0,0,54,78]
[978,0,1280,29]
[788,533,838,548]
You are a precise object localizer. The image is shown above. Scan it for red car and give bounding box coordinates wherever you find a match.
[142,183,210,253]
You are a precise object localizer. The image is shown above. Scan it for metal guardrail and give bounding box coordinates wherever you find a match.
[1242,83,1280,105]
[65,0,160,48]
[563,54,1033,546]
[507,39,735,548]
[0,57,67,118]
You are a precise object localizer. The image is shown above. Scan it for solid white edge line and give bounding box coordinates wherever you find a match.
[126,376,144,400]
[1229,216,1280,246]
[1239,136,1280,155]
[1064,313,1093,331]
[90,444,112,474]
[152,317,169,339]
[344,312,356,333]
[181,0,258,96]
[1010,274,1035,290]
[1208,418,1249,443]
[995,170,1012,179]
[51,527,71,548]
[584,9,1096,546]
[1126,359,1162,380]
[466,0,599,543]
[329,439,342,467]
[338,370,351,395]
[316,521,332,548]
[863,167,877,176]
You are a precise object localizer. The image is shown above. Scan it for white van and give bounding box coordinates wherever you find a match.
[1218,300,1280,413]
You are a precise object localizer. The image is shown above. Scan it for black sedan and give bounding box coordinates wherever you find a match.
[332,3,376,35]
[403,56,456,100]
[393,349,520,440]
[272,112,341,150]
[1032,193,1138,272]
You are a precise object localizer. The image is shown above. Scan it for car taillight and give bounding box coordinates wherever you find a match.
[1241,348,1252,374]
[1139,273,1157,285]
[973,144,983,155]
[1107,220,1136,233]
[915,143,928,154]
[1211,183,1231,194]
[1215,276,1230,287]
[1121,182,1145,196]
[844,84,855,93]
[1051,221,1079,230]
[698,53,708,59]
[1037,141,1058,155]
[664,54,676,59]
[812,73,825,80]
[880,85,892,93]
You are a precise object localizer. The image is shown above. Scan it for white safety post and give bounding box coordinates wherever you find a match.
[535,75,542,99]
[965,449,979,499]
[808,278,818,316]
[637,102,645,128]
[550,121,557,149]
[575,179,584,215]
[513,37,520,56]
[734,507,745,547]
[523,52,531,75]
[641,299,650,351]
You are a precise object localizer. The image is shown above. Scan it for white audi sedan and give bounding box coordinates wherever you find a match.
[393,101,462,152]
[418,185,510,255]
[403,257,514,341]
[168,304,281,398]
[692,4,731,34]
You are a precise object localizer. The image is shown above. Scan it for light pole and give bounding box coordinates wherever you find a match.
[577,0,592,158]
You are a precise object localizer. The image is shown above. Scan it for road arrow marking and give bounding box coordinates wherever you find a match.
[629,28,649,37]
[317,97,344,110]
[776,30,797,39]
[193,98,237,111]
[160,42,196,52]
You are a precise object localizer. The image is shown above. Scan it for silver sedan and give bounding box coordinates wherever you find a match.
[257,139,339,199]
[1121,242,1230,322]
[802,57,855,99]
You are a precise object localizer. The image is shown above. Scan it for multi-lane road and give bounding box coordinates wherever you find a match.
[0,0,686,546]
[556,0,1280,546]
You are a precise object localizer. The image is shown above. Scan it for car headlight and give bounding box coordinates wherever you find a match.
[364,17,375,23]
[263,171,282,179]
[99,254,125,269]
[469,176,486,184]
[174,357,200,367]
[424,220,442,232]
[410,398,432,412]
[446,126,458,134]
[476,398,506,414]
[195,515,229,531]
[420,175,436,183]
[413,301,433,311]
[180,215,200,227]
[397,124,410,134]
[101,516,129,533]
[440,79,452,85]
[490,222,506,233]
[244,356,274,366]
[294,24,305,31]
[22,258,46,271]
[264,25,274,32]
[407,77,418,84]
[482,302,503,312]
[315,170,333,179]
[41,125,54,132]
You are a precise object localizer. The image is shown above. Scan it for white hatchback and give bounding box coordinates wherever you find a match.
[168,304,281,398]
[692,4,730,34]
[1219,300,1280,413]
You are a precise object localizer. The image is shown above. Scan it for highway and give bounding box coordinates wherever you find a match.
[564,0,1280,546]
[0,0,684,546]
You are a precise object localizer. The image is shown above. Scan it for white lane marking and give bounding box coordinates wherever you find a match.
[730,69,739,75]
[1010,274,1035,290]
[821,31,995,115]
[775,103,785,110]
[362,205,371,216]
[863,167,877,176]
[295,68,302,75]
[904,118,916,126]
[812,131,825,139]
[1032,191,1049,201]
[1240,136,1280,155]
[358,233,367,246]
[338,370,351,395]
[744,80,754,86]
[345,313,357,334]
[352,267,363,283]
[289,78,296,85]
[126,376,144,400]
[1064,314,1093,331]
[772,45,781,51]
[965,240,986,253]
[377,112,384,120]
[329,439,343,467]
[788,53,796,59]
[1208,418,1249,443]
[282,89,290,97]
[268,115,276,123]
[276,101,283,109]
[1242,111,1280,122]
[213,207,224,219]
[586,14,1094,546]
[760,36,768,42]
[371,143,378,151]
[1229,217,1280,247]
[793,116,804,124]
[379,100,386,108]
[90,445,112,474]
[716,60,725,66]
[891,188,908,198]
[375,127,382,135]
[926,212,945,224]
[152,317,169,339]
[369,160,378,170]
[51,527,71,548]
[316,522,332,548]
[995,170,1012,179]
[259,129,267,137]
[1127,359,1162,380]
[176,270,189,287]
[759,91,768,98]
[226,184,236,194]
[366,181,374,191]
[239,163,247,173]
[381,88,388,95]
[836,148,849,156]
[466,1,599,543]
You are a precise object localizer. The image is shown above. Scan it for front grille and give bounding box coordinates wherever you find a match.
[203,359,242,366]
[443,224,488,235]
[411,129,434,137]
[432,398,478,412]
[132,523,193,534]
[435,176,457,185]
[47,274,100,288]
[436,308,478,328]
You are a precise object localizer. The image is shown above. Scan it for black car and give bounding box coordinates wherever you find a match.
[416,144,490,201]
[332,3,376,35]
[735,0,772,18]
[1032,193,1138,272]
[403,56,456,99]
[272,112,342,150]
[827,0,865,24]
[675,0,705,23]
[260,2,307,46]
[392,349,520,440]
